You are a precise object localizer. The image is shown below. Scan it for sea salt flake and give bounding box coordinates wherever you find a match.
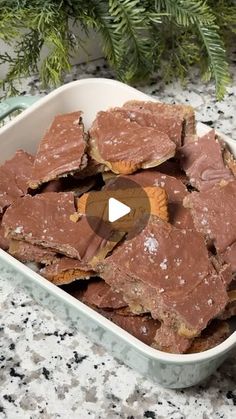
[207,298,213,306]
[14,226,23,234]
[160,258,168,270]
[144,237,159,254]
[159,288,165,293]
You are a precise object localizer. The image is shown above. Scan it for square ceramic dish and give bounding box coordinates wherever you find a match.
[0,78,235,388]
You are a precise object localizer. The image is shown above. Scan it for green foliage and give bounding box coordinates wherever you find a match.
[0,0,235,99]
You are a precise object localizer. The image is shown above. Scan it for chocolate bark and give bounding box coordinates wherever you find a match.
[107,171,194,230]
[123,100,196,143]
[111,106,183,147]
[0,150,34,214]
[89,110,176,174]
[99,216,228,337]
[30,112,87,189]
[9,240,56,264]
[184,180,236,253]
[180,130,234,191]
[3,192,121,262]
[187,320,230,353]
[40,258,95,285]
[82,280,127,310]
[153,324,192,353]
[222,243,236,272]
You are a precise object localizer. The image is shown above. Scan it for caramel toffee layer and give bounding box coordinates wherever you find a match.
[9,240,56,264]
[30,111,87,189]
[99,216,228,337]
[40,257,95,285]
[0,150,34,214]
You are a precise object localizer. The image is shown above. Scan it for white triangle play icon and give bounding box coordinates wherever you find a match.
[108,197,131,223]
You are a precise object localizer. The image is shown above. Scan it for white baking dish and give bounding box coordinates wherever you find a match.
[0,78,235,388]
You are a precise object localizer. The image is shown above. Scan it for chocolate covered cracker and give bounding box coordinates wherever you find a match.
[3,192,122,262]
[180,130,234,191]
[187,321,230,353]
[123,100,196,144]
[99,217,228,338]
[82,280,127,310]
[9,240,56,264]
[30,112,87,189]
[40,257,95,285]
[0,150,34,214]
[89,110,176,174]
[184,180,236,254]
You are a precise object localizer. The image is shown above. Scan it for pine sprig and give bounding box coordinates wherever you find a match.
[0,0,235,98]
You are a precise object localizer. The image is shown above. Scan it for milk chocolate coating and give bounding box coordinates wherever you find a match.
[30,112,87,189]
[99,216,228,337]
[100,310,160,346]
[0,150,34,214]
[184,180,236,253]
[153,324,192,353]
[111,107,183,147]
[3,192,117,262]
[9,240,56,264]
[89,110,176,173]
[222,243,236,272]
[0,221,8,250]
[180,130,234,191]
[123,100,196,141]
[82,281,127,309]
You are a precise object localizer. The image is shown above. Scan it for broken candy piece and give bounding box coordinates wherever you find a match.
[180,130,234,191]
[123,100,196,144]
[0,150,34,214]
[184,180,236,253]
[9,240,57,264]
[89,110,176,174]
[77,185,168,225]
[106,171,194,230]
[40,257,95,285]
[187,320,230,353]
[2,192,122,262]
[152,323,192,354]
[110,106,183,147]
[29,112,87,189]
[82,280,127,310]
[99,216,228,338]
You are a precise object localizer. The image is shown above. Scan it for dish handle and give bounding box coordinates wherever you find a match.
[0,95,42,121]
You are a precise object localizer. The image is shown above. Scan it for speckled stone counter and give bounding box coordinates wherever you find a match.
[0,55,236,419]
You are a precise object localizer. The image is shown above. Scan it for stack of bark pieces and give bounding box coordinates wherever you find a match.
[0,100,235,354]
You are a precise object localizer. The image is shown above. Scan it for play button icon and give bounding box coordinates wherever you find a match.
[108,198,131,222]
[81,176,151,241]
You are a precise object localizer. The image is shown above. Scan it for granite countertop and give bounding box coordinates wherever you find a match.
[0,55,236,419]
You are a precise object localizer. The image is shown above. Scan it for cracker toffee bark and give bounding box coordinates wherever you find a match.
[106,170,194,230]
[184,180,236,255]
[180,130,234,191]
[0,150,34,214]
[98,216,229,338]
[89,110,176,174]
[123,100,196,144]
[40,258,96,285]
[2,192,122,263]
[29,111,87,189]
[9,240,56,264]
